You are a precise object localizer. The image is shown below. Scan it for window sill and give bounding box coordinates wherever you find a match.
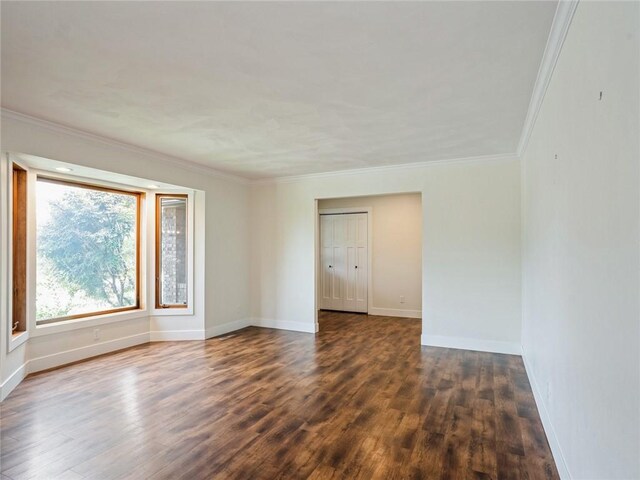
[150,307,194,317]
[31,308,149,337]
[9,330,29,352]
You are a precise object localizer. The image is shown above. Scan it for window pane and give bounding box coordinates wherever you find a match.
[157,196,188,307]
[36,180,138,322]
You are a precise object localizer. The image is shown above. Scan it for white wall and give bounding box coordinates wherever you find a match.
[251,156,522,353]
[0,112,252,399]
[521,2,640,478]
[318,193,422,316]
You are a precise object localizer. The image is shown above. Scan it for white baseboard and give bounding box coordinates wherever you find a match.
[1,362,28,402]
[149,330,205,341]
[206,318,251,338]
[252,318,317,333]
[28,332,151,374]
[0,319,315,402]
[522,351,571,479]
[368,307,422,319]
[421,334,522,355]
[1,333,151,402]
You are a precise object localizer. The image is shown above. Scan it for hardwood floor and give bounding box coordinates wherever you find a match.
[0,312,558,479]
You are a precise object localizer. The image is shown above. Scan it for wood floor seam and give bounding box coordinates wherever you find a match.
[1,312,558,479]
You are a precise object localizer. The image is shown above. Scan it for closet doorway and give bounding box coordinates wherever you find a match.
[319,211,369,313]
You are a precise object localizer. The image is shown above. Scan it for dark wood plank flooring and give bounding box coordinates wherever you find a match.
[0,312,558,479]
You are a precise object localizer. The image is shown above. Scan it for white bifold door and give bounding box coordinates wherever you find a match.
[320,213,368,313]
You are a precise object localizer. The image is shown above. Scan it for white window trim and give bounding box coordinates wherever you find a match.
[5,155,30,351]
[29,308,150,338]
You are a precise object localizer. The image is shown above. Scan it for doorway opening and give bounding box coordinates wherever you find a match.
[315,193,422,331]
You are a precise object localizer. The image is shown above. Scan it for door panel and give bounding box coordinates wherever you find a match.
[333,215,346,245]
[319,212,368,313]
[356,245,368,305]
[344,246,357,311]
[320,216,336,310]
[331,246,344,310]
[356,214,367,245]
[321,246,332,303]
[351,214,368,312]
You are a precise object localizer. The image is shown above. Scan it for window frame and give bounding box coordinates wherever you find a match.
[6,158,30,352]
[35,176,143,325]
[12,163,28,335]
[155,193,189,309]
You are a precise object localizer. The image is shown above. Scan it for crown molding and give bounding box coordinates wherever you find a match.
[0,108,251,185]
[517,0,579,156]
[251,152,519,185]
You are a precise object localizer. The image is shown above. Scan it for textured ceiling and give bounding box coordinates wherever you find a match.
[1,1,557,179]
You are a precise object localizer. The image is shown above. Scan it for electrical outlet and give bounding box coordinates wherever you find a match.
[94,328,100,341]
[400,296,405,304]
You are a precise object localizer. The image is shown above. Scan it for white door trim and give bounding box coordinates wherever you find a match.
[319,207,369,215]
[317,206,373,316]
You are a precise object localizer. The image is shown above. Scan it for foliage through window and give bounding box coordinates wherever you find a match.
[156,195,188,308]
[36,179,140,323]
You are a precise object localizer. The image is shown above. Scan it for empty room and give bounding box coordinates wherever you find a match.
[0,1,638,479]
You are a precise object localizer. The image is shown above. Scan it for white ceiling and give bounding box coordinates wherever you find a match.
[1,1,557,179]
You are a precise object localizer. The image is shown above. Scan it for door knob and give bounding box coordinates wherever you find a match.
[329,265,333,268]
[355,266,358,269]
